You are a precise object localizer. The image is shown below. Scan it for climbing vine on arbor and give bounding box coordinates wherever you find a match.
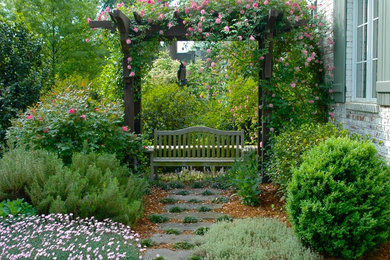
[88,0,334,136]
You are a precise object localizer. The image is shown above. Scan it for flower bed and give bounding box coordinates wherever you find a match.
[0,214,142,259]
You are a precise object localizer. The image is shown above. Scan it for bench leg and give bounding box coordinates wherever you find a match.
[150,153,156,180]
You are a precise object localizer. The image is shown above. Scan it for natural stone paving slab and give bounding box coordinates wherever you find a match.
[170,194,227,201]
[150,234,198,244]
[164,203,222,211]
[162,211,227,220]
[144,249,194,260]
[158,222,213,231]
[169,188,223,195]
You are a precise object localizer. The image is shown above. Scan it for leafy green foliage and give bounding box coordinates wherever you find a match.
[142,83,201,137]
[201,190,214,196]
[160,198,177,204]
[169,206,187,213]
[148,214,169,223]
[0,146,64,201]
[140,239,154,247]
[268,123,349,194]
[191,181,206,189]
[195,227,210,236]
[176,190,190,196]
[7,87,148,169]
[0,16,43,145]
[3,0,108,83]
[173,241,194,250]
[165,229,181,235]
[216,216,233,223]
[287,137,390,259]
[183,216,198,223]
[0,199,36,217]
[193,218,320,259]
[228,152,261,206]
[211,197,229,204]
[188,199,201,203]
[198,206,211,212]
[27,152,147,225]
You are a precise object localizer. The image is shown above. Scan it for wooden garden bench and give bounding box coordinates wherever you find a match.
[150,126,245,179]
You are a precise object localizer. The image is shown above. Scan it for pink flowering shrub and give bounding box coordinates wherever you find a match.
[6,87,147,169]
[0,214,141,259]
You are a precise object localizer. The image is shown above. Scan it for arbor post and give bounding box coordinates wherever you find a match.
[258,10,277,177]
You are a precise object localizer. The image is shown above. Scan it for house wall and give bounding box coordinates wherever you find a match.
[318,0,390,161]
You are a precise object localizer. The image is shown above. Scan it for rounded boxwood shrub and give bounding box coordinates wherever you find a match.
[6,87,148,169]
[268,122,349,194]
[287,137,390,259]
[193,218,320,259]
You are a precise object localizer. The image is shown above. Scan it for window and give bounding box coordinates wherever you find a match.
[353,0,378,101]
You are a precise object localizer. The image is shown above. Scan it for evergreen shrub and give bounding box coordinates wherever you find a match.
[287,137,390,259]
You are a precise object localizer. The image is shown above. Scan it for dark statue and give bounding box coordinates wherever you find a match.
[177,61,188,86]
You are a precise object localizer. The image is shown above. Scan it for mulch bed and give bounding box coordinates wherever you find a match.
[134,184,390,259]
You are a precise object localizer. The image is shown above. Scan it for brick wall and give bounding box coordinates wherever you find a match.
[317,0,390,161]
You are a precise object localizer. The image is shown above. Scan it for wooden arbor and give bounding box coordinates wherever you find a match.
[90,9,280,166]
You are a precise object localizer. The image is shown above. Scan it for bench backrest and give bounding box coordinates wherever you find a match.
[154,127,245,159]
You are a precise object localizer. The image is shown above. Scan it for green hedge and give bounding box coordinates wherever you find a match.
[287,137,390,259]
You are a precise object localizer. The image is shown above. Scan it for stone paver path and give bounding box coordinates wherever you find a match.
[143,187,231,260]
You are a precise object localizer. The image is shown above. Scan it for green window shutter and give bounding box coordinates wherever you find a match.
[333,0,347,103]
[376,0,390,106]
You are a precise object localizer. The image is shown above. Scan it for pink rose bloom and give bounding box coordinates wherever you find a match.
[205,32,210,37]
[259,56,264,60]
[85,38,90,43]
[129,71,135,77]
[253,3,259,8]
[127,57,132,62]
[291,83,296,88]
[87,18,91,23]
[216,18,221,24]
[238,35,243,41]
[122,126,129,132]
[159,13,165,20]
[268,103,274,108]
[240,10,245,14]
[43,128,49,133]
[27,115,33,120]
[140,10,145,17]
[264,0,269,5]
[80,114,87,119]
[270,127,274,132]
[168,23,173,29]
[201,9,205,15]
[211,62,216,67]
[133,27,139,33]
[250,35,255,41]
[236,0,242,3]
[207,48,212,53]
[68,109,75,114]
[127,65,132,70]
[224,26,230,32]
[207,58,211,62]
[308,100,314,104]
[126,38,131,44]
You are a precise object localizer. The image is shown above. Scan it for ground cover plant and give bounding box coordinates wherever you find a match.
[183,216,199,223]
[165,229,181,235]
[148,214,169,223]
[173,241,194,250]
[160,198,177,204]
[287,137,390,259]
[0,199,36,217]
[169,206,187,213]
[268,122,349,194]
[198,206,211,212]
[0,214,141,259]
[193,218,320,260]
